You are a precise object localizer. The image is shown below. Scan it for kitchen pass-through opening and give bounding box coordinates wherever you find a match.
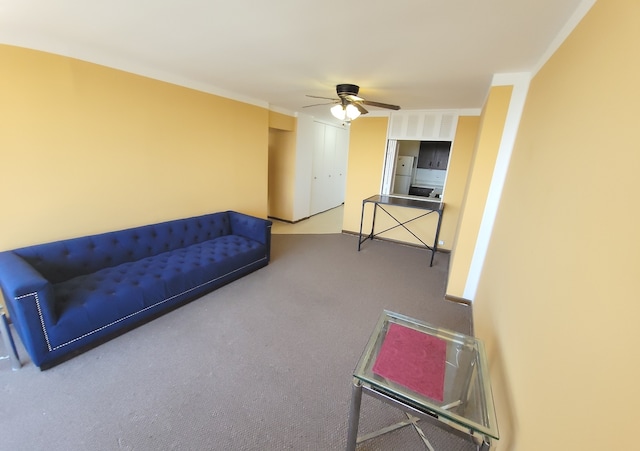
[381,139,452,200]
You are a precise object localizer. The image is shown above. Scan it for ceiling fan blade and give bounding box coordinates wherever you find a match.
[343,94,364,102]
[352,102,369,115]
[362,100,401,110]
[302,101,338,108]
[306,94,338,101]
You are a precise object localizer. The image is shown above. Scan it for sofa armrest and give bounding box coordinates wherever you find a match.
[0,252,51,297]
[0,252,57,364]
[227,211,273,260]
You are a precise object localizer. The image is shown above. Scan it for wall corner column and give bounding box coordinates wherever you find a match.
[447,73,531,301]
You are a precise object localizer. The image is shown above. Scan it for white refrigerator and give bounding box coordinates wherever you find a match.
[393,156,414,195]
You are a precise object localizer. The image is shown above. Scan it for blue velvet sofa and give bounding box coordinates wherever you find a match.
[0,211,272,369]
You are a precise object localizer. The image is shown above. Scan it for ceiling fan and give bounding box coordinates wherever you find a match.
[304,84,400,121]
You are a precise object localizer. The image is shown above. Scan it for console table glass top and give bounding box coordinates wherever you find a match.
[365,194,444,211]
[348,310,499,449]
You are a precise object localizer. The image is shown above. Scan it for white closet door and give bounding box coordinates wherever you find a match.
[334,127,349,203]
[310,122,326,216]
[323,125,337,211]
[310,122,349,216]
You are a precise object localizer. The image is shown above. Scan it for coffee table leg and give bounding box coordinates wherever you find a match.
[1,312,21,370]
[346,379,363,451]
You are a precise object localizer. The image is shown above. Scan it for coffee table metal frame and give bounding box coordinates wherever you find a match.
[346,311,498,450]
[0,305,21,370]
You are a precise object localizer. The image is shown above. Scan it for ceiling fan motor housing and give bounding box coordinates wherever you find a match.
[336,84,360,97]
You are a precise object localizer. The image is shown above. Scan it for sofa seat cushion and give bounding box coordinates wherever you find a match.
[47,235,265,348]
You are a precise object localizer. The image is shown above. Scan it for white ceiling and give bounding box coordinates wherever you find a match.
[1,0,593,123]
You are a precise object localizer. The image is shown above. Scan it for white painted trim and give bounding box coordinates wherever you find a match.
[380,140,399,195]
[364,110,393,118]
[463,72,531,301]
[457,108,482,116]
[387,108,481,116]
[531,0,597,76]
[367,108,481,118]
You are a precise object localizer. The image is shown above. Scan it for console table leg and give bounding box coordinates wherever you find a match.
[346,379,363,451]
[358,201,365,251]
[430,210,444,267]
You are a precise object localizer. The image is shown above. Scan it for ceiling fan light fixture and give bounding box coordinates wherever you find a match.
[305,83,400,119]
[330,103,361,121]
[330,104,346,120]
[345,104,361,120]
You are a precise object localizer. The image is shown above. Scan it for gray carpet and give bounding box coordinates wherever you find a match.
[0,233,475,450]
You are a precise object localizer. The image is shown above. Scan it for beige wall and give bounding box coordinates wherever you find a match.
[446,86,512,297]
[268,115,297,220]
[342,117,389,233]
[473,1,640,449]
[268,110,297,221]
[343,116,479,254]
[268,110,295,132]
[0,45,269,251]
[438,116,479,250]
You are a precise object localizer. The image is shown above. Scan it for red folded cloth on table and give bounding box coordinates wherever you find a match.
[372,323,447,402]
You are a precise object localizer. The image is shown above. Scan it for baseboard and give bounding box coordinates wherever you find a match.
[444,294,472,306]
[269,204,344,225]
[268,216,304,224]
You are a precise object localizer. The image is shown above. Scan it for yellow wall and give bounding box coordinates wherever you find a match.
[343,116,479,255]
[342,117,389,233]
[268,110,295,132]
[268,121,297,220]
[446,86,512,297]
[268,111,297,222]
[438,116,479,249]
[0,45,269,251]
[473,1,640,449]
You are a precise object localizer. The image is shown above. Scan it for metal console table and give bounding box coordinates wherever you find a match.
[358,195,445,266]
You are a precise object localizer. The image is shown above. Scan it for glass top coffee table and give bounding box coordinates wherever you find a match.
[346,310,499,450]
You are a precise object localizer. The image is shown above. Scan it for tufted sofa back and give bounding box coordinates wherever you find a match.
[14,212,232,284]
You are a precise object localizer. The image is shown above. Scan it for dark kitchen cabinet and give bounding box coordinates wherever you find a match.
[408,186,433,197]
[435,149,449,170]
[417,141,451,170]
[417,148,436,168]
